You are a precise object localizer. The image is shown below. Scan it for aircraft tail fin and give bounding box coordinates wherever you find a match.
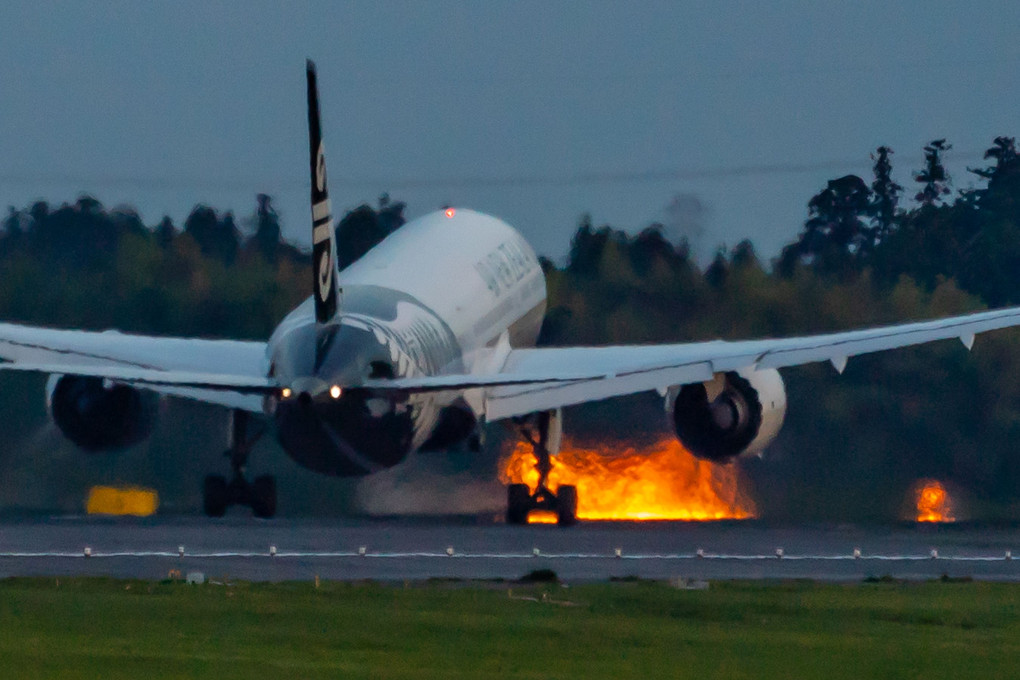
[307,59,340,323]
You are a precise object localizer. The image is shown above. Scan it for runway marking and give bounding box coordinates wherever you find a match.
[0,550,1018,562]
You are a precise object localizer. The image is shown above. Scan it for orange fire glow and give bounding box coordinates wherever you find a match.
[914,480,955,523]
[499,437,757,521]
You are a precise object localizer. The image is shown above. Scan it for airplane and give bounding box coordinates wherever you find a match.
[3,60,1020,525]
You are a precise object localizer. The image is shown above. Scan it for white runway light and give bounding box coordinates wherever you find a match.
[7,545,1020,569]
[7,544,1010,561]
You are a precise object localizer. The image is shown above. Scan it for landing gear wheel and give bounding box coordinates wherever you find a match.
[201,409,273,518]
[556,485,578,527]
[506,483,531,525]
[203,474,228,518]
[251,475,277,519]
[503,410,581,527]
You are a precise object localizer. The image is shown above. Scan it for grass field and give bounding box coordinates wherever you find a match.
[1,575,1019,678]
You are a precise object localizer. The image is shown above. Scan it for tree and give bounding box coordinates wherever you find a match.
[704,248,728,288]
[184,205,239,265]
[376,193,406,242]
[914,139,952,206]
[566,215,607,277]
[629,225,674,276]
[966,136,1020,218]
[970,136,1018,180]
[31,196,127,270]
[0,207,24,257]
[869,146,903,245]
[250,194,281,263]
[596,234,638,287]
[778,175,872,279]
[334,194,406,270]
[155,216,176,249]
[729,239,759,271]
[956,137,1020,305]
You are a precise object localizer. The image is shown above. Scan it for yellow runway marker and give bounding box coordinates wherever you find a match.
[86,486,159,517]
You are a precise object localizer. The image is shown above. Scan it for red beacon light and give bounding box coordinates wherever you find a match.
[444,207,456,218]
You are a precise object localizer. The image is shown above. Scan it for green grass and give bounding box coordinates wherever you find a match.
[1,576,1020,678]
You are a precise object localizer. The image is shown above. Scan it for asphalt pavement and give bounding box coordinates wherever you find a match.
[2,516,1019,582]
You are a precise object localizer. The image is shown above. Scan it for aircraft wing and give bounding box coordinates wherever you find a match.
[363,305,1020,421]
[0,322,272,412]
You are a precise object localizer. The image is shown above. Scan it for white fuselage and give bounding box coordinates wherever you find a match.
[339,208,546,353]
[269,209,546,475]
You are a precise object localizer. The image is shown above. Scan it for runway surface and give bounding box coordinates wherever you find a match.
[2,516,1020,582]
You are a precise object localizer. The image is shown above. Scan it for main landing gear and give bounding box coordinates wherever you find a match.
[505,409,578,527]
[203,410,277,519]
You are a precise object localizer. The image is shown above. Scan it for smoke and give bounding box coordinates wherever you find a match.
[26,420,61,451]
[1,424,60,507]
[663,193,711,263]
[353,453,504,516]
[0,422,81,511]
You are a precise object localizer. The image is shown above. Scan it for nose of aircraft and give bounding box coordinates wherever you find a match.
[273,379,415,477]
[268,318,415,476]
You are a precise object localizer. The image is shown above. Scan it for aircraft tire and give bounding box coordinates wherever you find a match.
[506,483,531,525]
[251,475,277,519]
[556,485,578,527]
[203,474,228,517]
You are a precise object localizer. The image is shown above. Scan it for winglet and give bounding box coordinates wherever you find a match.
[307,59,340,323]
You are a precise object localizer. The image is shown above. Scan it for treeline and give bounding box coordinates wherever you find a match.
[543,137,1020,350]
[0,193,406,338]
[1,136,1020,520]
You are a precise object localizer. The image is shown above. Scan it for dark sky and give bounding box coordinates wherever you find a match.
[1,1,1018,263]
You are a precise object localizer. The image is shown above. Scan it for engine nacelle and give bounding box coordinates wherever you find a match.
[47,375,156,452]
[419,402,478,452]
[669,368,786,463]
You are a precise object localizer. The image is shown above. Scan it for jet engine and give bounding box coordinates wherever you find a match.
[419,402,479,452]
[669,368,786,463]
[47,375,157,451]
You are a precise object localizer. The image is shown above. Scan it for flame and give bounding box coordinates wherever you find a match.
[914,480,955,522]
[528,511,559,524]
[499,437,756,521]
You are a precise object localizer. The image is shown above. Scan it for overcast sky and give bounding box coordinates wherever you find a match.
[1,1,1018,264]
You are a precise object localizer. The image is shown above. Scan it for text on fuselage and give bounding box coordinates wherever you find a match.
[474,239,535,297]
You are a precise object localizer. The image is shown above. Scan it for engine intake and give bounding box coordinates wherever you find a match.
[670,369,786,463]
[48,375,156,451]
